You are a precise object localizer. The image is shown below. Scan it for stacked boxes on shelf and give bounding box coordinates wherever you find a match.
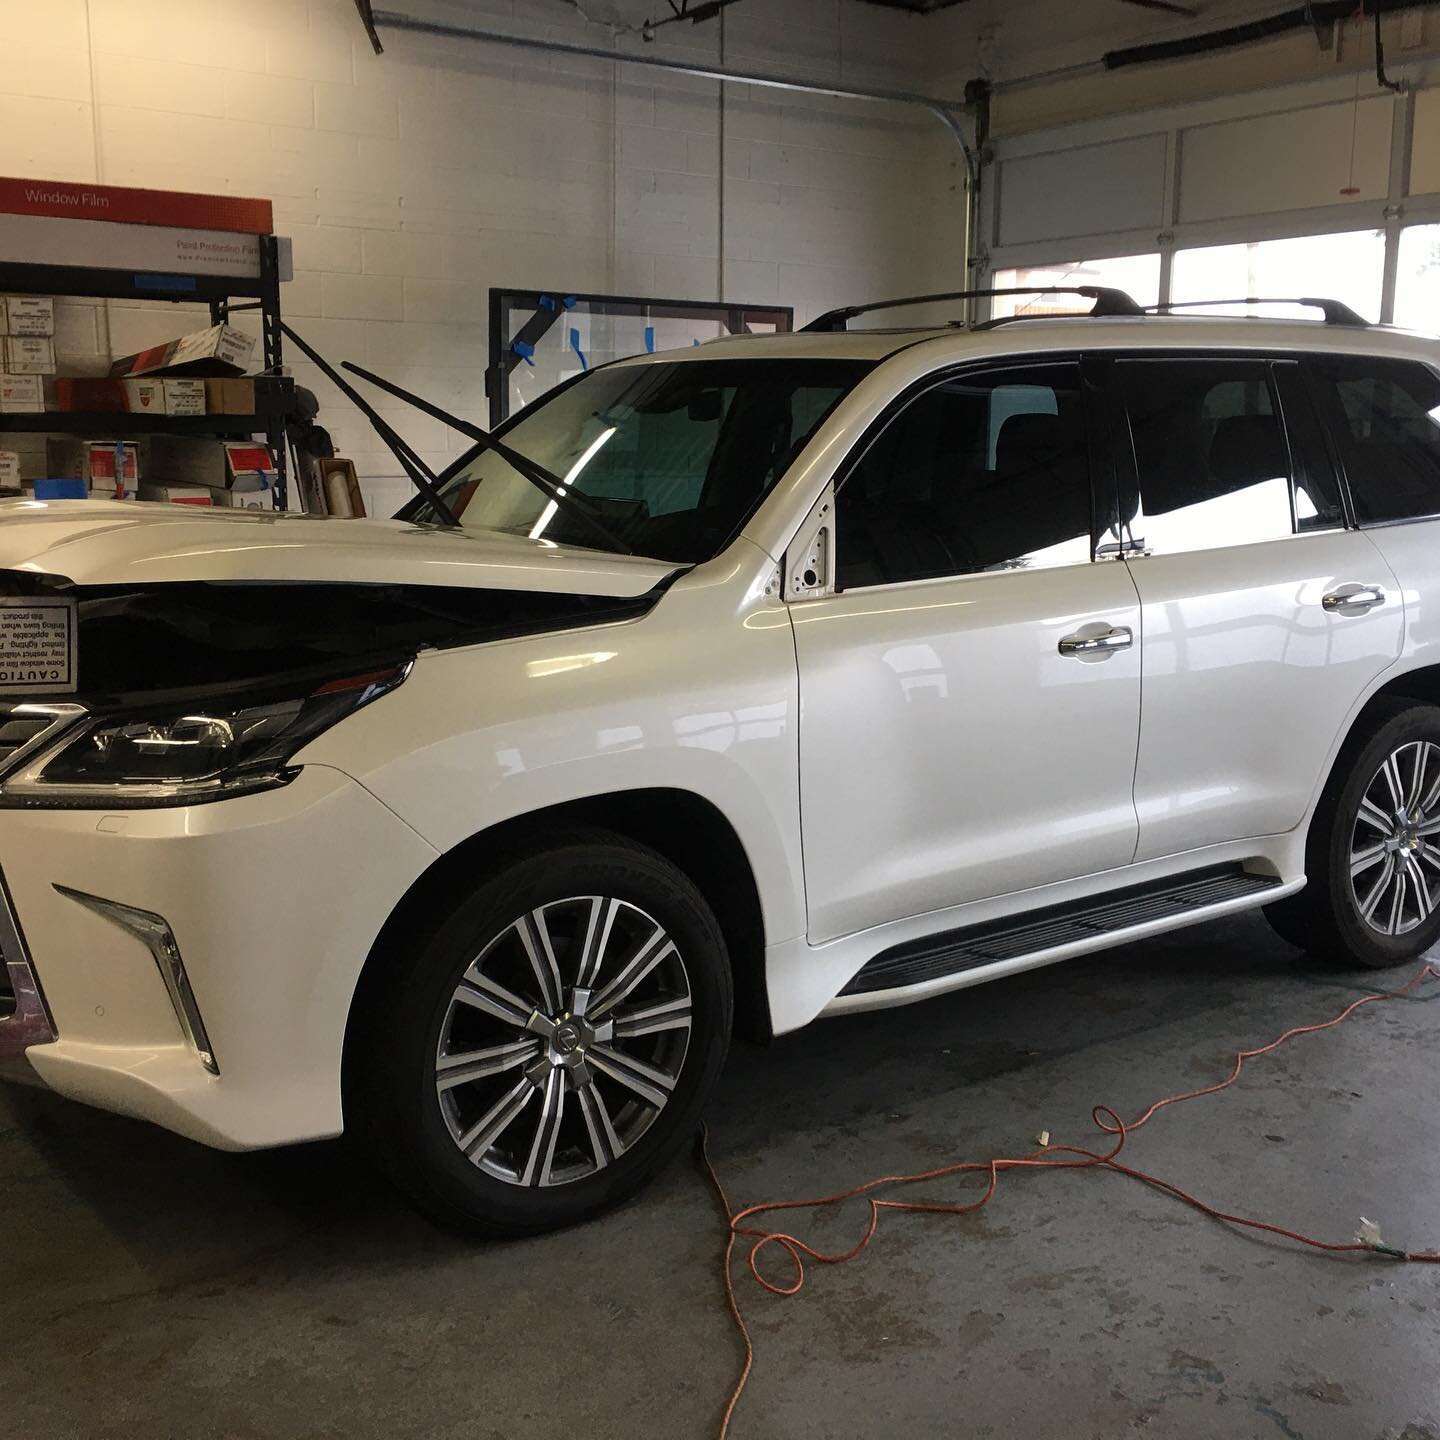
[147,436,278,509]
[0,308,291,507]
[0,296,54,419]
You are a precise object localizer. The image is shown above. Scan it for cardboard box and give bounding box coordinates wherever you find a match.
[139,483,213,506]
[51,377,128,412]
[148,435,226,486]
[149,435,277,491]
[163,378,206,415]
[203,375,290,416]
[203,377,257,414]
[4,337,56,374]
[0,452,19,485]
[110,323,256,379]
[45,438,140,491]
[0,374,43,412]
[4,297,54,337]
[224,442,277,492]
[319,459,366,518]
[123,377,206,416]
[121,378,165,415]
[207,483,270,511]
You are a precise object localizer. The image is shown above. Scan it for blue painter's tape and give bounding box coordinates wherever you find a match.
[569,327,588,371]
[563,295,578,310]
[34,478,88,500]
[644,326,655,353]
[538,296,557,312]
[513,340,536,366]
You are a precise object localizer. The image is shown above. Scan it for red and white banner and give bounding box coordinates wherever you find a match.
[0,178,272,235]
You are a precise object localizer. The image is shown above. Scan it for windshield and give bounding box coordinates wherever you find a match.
[405,358,874,563]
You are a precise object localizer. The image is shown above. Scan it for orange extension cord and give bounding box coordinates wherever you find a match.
[700,963,1440,1440]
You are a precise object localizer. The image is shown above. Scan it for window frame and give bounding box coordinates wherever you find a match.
[1301,355,1440,532]
[827,352,1106,594]
[1103,350,1347,557]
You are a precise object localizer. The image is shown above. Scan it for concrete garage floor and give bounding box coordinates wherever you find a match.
[4,915,1439,1440]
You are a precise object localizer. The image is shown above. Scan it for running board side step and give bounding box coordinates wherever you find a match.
[838,864,1285,999]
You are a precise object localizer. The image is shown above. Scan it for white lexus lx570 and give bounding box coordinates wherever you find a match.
[3,289,1439,1234]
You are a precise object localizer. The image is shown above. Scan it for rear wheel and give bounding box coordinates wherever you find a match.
[353,831,732,1235]
[1265,703,1440,968]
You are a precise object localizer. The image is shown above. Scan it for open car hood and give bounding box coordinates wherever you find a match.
[0,500,677,598]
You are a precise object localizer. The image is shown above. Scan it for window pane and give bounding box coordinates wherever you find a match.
[1272,366,1346,531]
[991,255,1160,318]
[1171,231,1384,323]
[1308,355,1440,524]
[1119,360,1294,554]
[836,363,1092,588]
[428,359,872,563]
[1395,224,1440,332]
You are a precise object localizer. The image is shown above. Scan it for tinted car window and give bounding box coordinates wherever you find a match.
[412,359,873,563]
[1271,364,1347,531]
[1309,355,1440,524]
[836,362,1092,588]
[1117,359,1298,554]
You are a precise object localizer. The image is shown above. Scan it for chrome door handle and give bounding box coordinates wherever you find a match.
[1322,584,1386,614]
[1058,624,1134,657]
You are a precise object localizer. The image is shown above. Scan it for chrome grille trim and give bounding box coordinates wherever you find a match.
[0,702,87,780]
[55,886,219,1075]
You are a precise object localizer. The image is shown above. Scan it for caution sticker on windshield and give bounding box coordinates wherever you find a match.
[0,597,77,694]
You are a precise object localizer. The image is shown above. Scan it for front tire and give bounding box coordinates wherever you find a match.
[352,830,732,1235]
[1265,703,1440,969]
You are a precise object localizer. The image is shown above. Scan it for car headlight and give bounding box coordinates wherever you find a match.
[0,663,409,808]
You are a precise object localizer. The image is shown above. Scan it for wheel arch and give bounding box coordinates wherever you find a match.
[342,787,772,1108]
[1358,663,1440,715]
[1304,662,1440,843]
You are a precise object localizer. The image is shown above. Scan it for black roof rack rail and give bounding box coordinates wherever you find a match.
[1145,297,1370,327]
[801,285,1145,332]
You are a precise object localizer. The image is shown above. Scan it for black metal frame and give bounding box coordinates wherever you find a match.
[486,286,793,426]
[0,233,290,507]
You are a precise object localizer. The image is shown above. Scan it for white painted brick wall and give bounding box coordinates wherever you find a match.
[0,0,963,495]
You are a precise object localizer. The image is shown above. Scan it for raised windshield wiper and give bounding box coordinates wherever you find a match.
[340,360,634,557]
[279,323,460,527]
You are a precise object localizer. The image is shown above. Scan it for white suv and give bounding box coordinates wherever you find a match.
[4,288,1440,1234]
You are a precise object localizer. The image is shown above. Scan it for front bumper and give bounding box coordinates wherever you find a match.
[0,765,437,1149]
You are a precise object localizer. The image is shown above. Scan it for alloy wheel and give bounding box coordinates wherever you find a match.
[434,896,692,1187]
[1349,739,1440,936]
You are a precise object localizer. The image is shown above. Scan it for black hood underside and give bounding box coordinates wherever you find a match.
[34,580,656,707]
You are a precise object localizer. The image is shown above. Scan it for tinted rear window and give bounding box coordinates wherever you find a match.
[1309,355,1440,524]
[1117,358,1298,554]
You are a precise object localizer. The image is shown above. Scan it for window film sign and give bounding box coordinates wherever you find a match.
[0,178,272,234]
[0,177,272,279]
[0,598,77,694]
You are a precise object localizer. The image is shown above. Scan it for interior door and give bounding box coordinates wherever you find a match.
[1112,355,1403,863]
[792,359,1143,945]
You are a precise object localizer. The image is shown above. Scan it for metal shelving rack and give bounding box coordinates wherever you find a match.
[0,234,290,508]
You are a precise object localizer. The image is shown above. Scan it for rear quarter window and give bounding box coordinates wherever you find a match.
[1309,355,1440,524]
